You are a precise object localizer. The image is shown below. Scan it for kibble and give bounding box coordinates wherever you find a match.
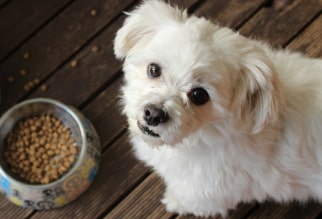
[33,78,40,84]
[4,115,78,184]
[23,52,30,60]
[20,69,27,76]
[24,84,30,91]
[28,81,34,88]
[70,60,78,68]
[8,76,15,83]
[90,9,97,16]
[40,84,48,91]
[91,46,99,53]
[24,79,38,91]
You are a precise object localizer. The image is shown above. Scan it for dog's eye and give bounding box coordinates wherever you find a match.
[147,63,161,78]
[188,87,209,105]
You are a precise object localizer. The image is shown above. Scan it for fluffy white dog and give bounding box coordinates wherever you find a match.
[114,0,322,217]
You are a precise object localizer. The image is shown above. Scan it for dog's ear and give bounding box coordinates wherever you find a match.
[114,0,188,59]
[232,45,283,133]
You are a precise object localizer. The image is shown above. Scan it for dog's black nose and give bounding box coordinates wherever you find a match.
[144,104,169,126]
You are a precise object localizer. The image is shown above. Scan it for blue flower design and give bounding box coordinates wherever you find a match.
[88,165,98,182]
[0,175,11,195]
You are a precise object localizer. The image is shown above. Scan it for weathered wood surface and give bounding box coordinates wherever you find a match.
[0,0,73,61]
[240,0,322,47]
[0,0,321,218]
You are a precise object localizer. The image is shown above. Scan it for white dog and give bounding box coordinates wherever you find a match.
[114,0,322,217]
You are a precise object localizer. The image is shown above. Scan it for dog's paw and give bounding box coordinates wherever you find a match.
[161,189,181,213]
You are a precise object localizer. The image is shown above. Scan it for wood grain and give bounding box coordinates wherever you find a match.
[195,0,266,28]
[175,202,258,219]
[27,15,126,107]
[0,0,9,8]
[0,0,136,114]
[0,200,33,219]
[0,0,73,60]
[105,173,172,219]
[240,0,322,47]
[247,201,322,219]
[82,77,125,150]
[288,14,322,58]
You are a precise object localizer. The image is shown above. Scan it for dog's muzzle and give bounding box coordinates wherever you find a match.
[143,104,169,126]
[137,104,169,138]
[137,121,160,138]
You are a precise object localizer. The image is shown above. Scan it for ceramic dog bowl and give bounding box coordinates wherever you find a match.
[0,98,101,210]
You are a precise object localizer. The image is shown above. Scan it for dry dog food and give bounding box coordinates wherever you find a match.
[8,76,14,83]
[70,60,78,68]
[4,115,78,184]
[24,79,41,91]
[23,84,30,91]
[91,46,99,53]
[90,9,97,16]
[33,78,40,84]
[20,69,27,76]
[23,52,30,60]
[40,84,48,91]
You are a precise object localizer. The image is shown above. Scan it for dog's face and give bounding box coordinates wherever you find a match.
[119,23,230,145]
[114,0,281,146]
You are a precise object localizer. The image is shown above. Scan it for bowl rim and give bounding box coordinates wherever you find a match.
[0,98,87,189]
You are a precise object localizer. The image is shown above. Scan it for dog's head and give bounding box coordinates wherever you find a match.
[114,0,282,146]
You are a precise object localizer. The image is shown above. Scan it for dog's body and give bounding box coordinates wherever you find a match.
[114,0,322,217]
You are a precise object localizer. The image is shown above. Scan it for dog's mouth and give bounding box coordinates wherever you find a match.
[137,121,160,138]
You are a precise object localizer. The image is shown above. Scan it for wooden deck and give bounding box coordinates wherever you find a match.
[0,0,321,218]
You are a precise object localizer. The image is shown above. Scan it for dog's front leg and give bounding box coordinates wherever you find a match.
[161,185,231,217]
[161,187,182,214]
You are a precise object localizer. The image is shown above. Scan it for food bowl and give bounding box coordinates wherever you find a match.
[0,98,101,210]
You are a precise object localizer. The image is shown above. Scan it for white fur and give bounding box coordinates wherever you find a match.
[114,0,322,217]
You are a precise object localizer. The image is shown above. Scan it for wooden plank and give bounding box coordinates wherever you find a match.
[29,134,149,219]
[26,16,127,107]
[0,200,33,219]
[0,0,198,115]
[106,170,250,219]
[194,0,266,28]
[288,14,322,58]
[239,0,322,47]
[0,0,9,8]
[0,0,7,5]
[174,202,257,219]
[0,0,73,60]
[105,173,172,219]
[82,77,125,150]
[247,201,322,219]
[0,0,136,114]
[172,0,199,9]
